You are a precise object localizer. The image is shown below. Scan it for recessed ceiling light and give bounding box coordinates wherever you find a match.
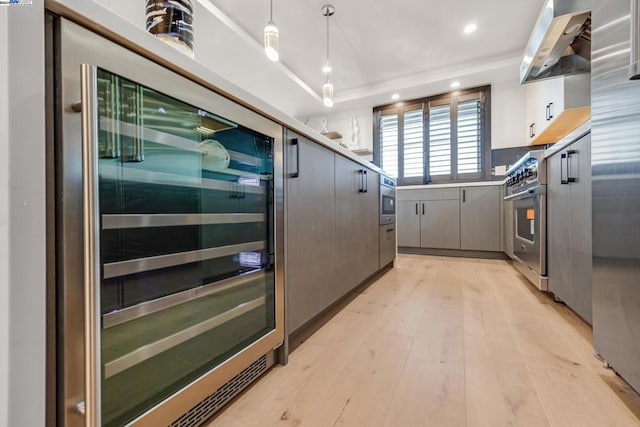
[464,23,477,34]
[391,93,400,100]
[450,81,461,88]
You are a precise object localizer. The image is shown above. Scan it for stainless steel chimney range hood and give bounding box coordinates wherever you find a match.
[520,0,591,84]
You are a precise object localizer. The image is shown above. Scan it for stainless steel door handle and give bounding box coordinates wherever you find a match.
[631,0,640,79]
[80,64,102,427]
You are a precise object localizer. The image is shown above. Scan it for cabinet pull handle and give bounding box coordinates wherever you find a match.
[364,170,368,193]
[560,151,577,184]
[386,228,394,233]
[631,0,640,79]
[422,203,425,215]
[462,189,466,203]
[548,102,554,120]
[415,203,418,215]
[545,104,550,121]
[566,149,577,183]
[290,138,300,178]
[358,169,365,193]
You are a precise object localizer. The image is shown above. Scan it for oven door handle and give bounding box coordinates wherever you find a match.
[504,186,546,201]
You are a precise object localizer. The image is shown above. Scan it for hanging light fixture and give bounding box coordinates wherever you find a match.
[321,4,335,107]
[264,0,279,62]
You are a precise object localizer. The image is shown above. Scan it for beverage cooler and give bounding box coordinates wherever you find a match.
[48,17,284,427]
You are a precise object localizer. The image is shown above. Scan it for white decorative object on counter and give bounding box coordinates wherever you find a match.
[320,117,329,134]
[350,114,359,148]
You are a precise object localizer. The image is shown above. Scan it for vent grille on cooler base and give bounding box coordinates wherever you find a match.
[170,355,269,427]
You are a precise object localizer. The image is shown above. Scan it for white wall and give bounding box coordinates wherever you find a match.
[1,2,47,426]
[0,9,9,427]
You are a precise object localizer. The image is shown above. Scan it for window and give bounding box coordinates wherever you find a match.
[374,86,490,185]
[379,114,399,178]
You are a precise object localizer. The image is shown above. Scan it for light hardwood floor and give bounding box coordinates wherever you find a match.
[206,255,640,427]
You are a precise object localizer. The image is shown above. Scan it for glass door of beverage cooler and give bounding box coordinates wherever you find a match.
[94,68,276,426]
[56,19,283,427]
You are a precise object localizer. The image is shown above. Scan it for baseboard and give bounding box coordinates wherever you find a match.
[398,247,509,260]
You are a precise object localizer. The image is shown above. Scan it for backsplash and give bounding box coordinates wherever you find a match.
[491,146,530,176]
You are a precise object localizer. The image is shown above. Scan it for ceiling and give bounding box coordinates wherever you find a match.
[96,0,546,118]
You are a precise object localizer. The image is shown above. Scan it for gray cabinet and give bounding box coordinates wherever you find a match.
[398,186,503,252]
[547,134,592,324]
[397,201,421,247]
[285,132,337,333]
[286,132,383,334]
[334,156,380,298]
[379,224,396,267]
[397,188,460,249]
[420,199,461,249]
[460,186,501,251]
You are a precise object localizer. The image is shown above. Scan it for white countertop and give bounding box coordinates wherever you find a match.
[45,0,389,176]
[543,121,591,159]
[399,180,506,190]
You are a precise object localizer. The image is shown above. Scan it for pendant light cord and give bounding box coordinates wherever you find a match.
[270,0,273,22]
[326,13,330,64]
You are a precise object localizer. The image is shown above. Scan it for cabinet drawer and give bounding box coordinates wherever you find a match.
[397,188,459,201]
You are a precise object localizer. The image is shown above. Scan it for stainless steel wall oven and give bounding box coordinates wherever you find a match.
[505,151,548,290]
[50,17,284,427]
[379,174,396,225]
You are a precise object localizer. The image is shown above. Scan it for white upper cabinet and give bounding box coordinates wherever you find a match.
[525,74,590,145]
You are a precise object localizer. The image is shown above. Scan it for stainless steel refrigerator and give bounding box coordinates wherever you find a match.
[592,0,640,394]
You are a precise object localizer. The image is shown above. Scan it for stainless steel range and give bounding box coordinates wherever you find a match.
[505,151,548,291]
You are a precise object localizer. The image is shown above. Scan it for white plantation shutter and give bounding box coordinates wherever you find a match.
[457,99,482,174]
[428,105,451,176]
[403,110,424,177]
[374,86,488,184]
[380,114,399,178]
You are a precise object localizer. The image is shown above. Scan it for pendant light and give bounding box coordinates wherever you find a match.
[321,4,335,107]
[264,0,279,62]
